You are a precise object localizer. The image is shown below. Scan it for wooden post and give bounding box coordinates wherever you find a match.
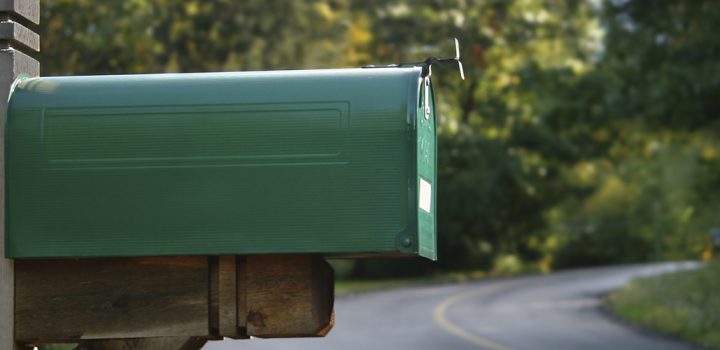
[217,256,244,338]
[0,1,39,349]
[15,257,211,342]
[245,255,334,338]
[75,337,209,350]
[15,255,334,348]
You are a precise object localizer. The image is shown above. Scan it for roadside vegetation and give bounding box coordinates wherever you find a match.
[333,257,535,296]
[335,270,490,296]
[608,260,720,349]
[336,276,447,296]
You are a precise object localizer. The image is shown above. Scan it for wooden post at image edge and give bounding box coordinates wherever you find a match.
[0,0,40,349]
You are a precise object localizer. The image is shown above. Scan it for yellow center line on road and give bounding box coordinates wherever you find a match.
[432,284,517,350]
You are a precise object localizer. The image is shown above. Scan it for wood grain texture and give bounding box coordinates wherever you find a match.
[245,255,334,338]
[16,254,334,345]
[237,256,248,336]
[218,256,242,338]
[208,256,219,334]
[15,257,210,342]
[76,336,209,350]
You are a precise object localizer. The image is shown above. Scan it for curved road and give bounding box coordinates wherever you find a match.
[205,263,703,350]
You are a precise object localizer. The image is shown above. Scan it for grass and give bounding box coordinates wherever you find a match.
[335,270,494,296]
[335,277,436,296]
[608,260,720,349]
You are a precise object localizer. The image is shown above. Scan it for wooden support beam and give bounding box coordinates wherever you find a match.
[245,255,334,338]
[76,336,208,350]
[14,254,334,347]
[237,255,248,336]
[15,257,210,343]
[218,256,243,338]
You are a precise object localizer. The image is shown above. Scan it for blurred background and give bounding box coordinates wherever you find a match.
[38,0,719,277]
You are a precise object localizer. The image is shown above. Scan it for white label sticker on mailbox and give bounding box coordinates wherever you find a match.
[419,178,432,213]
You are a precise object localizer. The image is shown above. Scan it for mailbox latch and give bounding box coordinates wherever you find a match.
[363,38,465,81]
[424,76,431,120]
[363,38,465,121]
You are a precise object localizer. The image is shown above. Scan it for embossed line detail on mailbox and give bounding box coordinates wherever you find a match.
[42,102,349,170]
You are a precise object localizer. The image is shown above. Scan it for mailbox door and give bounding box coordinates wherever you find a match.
[416,78,437,260]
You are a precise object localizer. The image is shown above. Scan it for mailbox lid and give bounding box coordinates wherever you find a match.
[6,68,436,259]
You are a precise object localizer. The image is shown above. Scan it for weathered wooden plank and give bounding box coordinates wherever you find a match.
[0,255,15,350]
[16,254,334,344]
[218,256,242,338]
[237,256,248,336]
[245,255,334,338]
[15,257,210,342]
[76,336,209,350]
[208,256,219,335]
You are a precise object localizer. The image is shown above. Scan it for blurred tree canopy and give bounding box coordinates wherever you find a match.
[38,0,720,275]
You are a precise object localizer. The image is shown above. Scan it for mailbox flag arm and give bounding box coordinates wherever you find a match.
[363,38,465,80]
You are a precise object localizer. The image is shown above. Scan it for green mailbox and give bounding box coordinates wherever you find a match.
[5,67,437,259]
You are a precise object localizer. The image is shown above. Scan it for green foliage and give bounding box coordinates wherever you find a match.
[609,261,720,348]
[38,0,720,274]
[437,132,548,271]
[41,0,348,74]
[547,0,720,268]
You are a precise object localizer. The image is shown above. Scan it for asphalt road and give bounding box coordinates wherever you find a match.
[205,262,703,350]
